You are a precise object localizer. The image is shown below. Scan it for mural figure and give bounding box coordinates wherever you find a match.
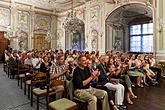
[113,40,121,51]
[16,30,28,50]
[72,36,80,50]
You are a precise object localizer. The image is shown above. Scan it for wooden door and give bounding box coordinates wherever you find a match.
[33,33,50,51]
[0,32,10,62]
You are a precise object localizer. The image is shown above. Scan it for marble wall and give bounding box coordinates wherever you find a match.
[0,5,57,50]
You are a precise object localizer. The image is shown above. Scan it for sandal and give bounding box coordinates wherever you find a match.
[127,99,133,105]
[132,95,137,99]
[144,82,149,86]
[131,94,137,99]
[113,105,119,110]
[137,84,144,88]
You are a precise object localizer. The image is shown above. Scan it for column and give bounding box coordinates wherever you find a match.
[50,15,57,48]
[29,9,35,50]
[10,1,19,50]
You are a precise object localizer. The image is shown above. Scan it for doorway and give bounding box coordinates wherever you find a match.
[0,32,10,62]
[33,33,51,51]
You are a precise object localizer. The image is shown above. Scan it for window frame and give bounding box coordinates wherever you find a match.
[129,22,153,53]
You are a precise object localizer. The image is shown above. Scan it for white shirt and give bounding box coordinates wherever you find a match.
[32,58,41,69]
[5,53,9,61]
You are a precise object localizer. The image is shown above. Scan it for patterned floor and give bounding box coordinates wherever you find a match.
[0,64,45,110]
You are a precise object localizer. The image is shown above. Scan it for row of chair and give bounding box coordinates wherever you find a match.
[3,62,78,110]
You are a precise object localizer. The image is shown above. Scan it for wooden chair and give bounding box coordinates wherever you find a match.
[24,68,40,99]
[47,80,77,110]
[3,61,7,72]
[69,80,88,110]
[25,77,32,99]
[17,64,30,88]
[5,61,10,77]
[30,72,48,110]
[8,63,17,79]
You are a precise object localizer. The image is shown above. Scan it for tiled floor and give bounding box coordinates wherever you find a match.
[0,64,45,110]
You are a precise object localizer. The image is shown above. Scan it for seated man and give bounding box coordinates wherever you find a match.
[73,55,110,110]
[49,54,70,99]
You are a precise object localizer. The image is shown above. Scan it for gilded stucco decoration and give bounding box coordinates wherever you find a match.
[57,42,62,49]
[15,29,28,50]
[57,29,63,40]
[91,29,98,49]
[90,5,100,25]
[76,8,85,21]
[0,7,10,27]
[89,5,100,50]
[17,11,29,33]
[34,14,51,31]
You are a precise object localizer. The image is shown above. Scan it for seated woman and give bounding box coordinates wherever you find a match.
[40,56,51,74]
[143,55,158,85]
[135,54,149,86]
[97,55,126,109]
[127,54,144,87]
[109,63,137,105]
[87,60,119,110]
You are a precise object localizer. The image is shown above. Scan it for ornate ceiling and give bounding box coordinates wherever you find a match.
[0,0,117,12]
[7,0,92,12]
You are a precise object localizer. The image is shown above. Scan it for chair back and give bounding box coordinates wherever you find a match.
[47,80,65,96]
[31,72,47,89]
[46,80,65,110]
[50,80,65,87]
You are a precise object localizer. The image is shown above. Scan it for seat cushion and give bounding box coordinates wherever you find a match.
[49,98,77,110]
[33,88,53,96]
[19,74,25,78]
[25,80,31,85]
[32,88,47,95]
[52,85,64,91]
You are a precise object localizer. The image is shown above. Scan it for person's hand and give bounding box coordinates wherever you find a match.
[61,66,69,74]
[91,69,99,79]
[63,65,69,72]
[69,73,73,77]
[65,65,69,70]
[67,70,70,74]
[46,66,50,70]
